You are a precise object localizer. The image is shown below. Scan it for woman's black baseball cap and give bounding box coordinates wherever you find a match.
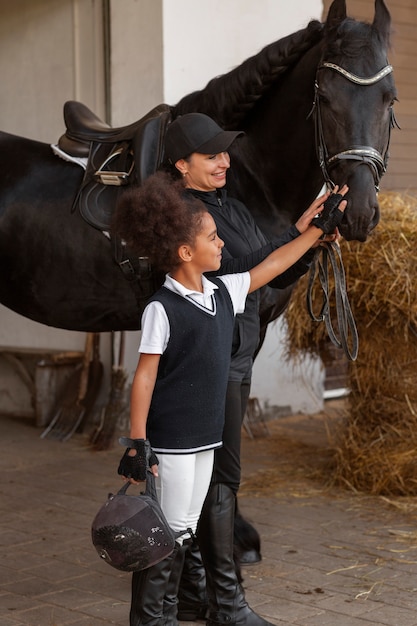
[164,113,243,164]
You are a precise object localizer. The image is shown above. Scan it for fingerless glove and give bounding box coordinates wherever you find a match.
[312,193,344,234]
[117,438,159,481]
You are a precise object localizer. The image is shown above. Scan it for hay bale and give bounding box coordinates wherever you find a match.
[285,192,417,495]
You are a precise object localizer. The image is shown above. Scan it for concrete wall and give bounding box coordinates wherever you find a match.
[0,0,108,415]
[0,0,106,358]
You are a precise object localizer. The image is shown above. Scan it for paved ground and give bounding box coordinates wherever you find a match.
[1,402,417,626]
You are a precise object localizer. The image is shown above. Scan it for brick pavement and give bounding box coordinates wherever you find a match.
[1,407,417,626]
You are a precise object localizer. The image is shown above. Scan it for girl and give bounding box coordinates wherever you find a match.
[113,170,347,626]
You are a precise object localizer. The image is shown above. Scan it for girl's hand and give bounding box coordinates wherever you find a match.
[311,228,341,248]
[117,437,159,484]
[295,190,331,233]
[312,185,348,234]
[295,185,348,234]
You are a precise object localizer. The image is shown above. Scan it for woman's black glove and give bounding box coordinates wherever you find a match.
[118,437,159,481]
[312,193,344,234]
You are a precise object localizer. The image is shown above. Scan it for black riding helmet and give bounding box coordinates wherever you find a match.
[91,475,176,572]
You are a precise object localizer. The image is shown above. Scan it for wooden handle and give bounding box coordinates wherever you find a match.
[78,333,94,402]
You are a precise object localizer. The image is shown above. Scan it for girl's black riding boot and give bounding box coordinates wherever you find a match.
[130,544,179,626]
[162,541,189,626]
[177,538,209,621]
[197,483,273,626]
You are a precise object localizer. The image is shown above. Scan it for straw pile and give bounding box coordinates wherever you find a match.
[285,192,417,495]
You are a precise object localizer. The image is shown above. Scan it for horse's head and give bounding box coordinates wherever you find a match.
[314,0,398,241]
[173,0,398,244]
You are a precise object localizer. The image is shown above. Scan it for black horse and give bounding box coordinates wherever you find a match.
[0,0,396,333]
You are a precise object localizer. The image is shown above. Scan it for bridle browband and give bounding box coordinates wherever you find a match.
[310,61,396,192]
[321,62,393,85]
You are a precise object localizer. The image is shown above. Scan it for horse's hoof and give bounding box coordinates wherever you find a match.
[239,549,262,565]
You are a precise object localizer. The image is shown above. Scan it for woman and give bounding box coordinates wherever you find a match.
[163,113,343,626]
[114,169,346,626]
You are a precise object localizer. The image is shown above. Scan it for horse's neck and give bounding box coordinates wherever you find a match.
[229,43,325,237]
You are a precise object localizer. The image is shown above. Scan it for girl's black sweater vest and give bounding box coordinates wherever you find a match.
[146,278,235,453]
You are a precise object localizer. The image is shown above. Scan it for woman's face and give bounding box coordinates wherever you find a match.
[177,152,231,192]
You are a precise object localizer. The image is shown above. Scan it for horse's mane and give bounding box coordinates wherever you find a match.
[172,20,323,130]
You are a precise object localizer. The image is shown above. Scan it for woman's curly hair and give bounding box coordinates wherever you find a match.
[112,171,206,272]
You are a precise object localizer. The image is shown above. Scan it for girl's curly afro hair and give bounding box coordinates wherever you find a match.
[112,171,206,272]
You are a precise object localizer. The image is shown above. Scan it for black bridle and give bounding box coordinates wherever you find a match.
[311,61,397,192]
[306,61,398,361]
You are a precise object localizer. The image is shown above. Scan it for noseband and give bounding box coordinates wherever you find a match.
[311,61,396,192]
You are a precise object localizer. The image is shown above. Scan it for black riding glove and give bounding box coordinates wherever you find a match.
[312,193,344,234]
[118,437,159,481]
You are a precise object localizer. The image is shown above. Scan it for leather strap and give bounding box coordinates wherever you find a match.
[307,242,358,361]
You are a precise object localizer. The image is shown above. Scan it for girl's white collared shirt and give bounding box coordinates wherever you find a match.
[139,272,250,354]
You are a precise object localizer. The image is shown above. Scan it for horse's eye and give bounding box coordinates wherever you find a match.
[388,95,398,108]
[318,92,330,106]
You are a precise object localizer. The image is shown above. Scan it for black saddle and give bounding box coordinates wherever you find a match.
[57,100,172,313]
[58,101,172,230]
[60,100,171,155]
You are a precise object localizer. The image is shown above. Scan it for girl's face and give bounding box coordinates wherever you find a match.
[190,213,224,271]
[178,152,231,192]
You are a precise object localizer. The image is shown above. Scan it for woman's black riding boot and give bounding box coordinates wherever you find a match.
[162,541,189,626]
[130,544,179,626]
[177,538,209,621]
[197,483,273,626]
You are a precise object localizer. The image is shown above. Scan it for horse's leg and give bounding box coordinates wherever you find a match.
[233,500,261,572]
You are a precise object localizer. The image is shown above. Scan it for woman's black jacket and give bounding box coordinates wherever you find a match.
[187,188,314,382]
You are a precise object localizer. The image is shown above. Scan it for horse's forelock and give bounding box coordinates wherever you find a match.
[324,18,389,61]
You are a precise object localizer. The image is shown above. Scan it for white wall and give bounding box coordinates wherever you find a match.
[163,0,322,104]
[110,0,164,126]
[250,319,325,415]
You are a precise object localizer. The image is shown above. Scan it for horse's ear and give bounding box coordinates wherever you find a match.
[372,0,392,47]
[325,0,347,28]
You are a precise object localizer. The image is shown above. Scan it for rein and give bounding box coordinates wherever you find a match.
[311,62,396,192]
[307,242,358,361]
